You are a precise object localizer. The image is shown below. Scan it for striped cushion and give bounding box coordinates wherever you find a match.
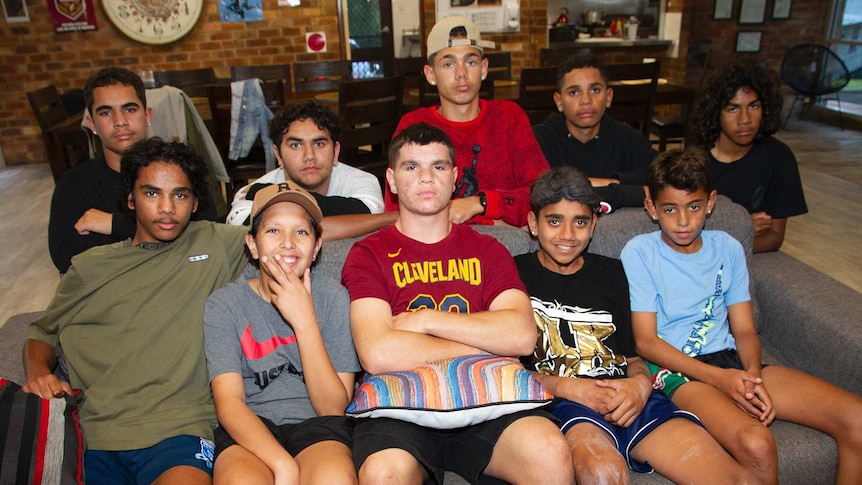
[0,378,84,485]
[346,354,553,429]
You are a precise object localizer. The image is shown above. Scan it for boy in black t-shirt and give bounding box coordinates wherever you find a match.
[532,54,657,211]
[515,166,756,484]
[690,61,807,252]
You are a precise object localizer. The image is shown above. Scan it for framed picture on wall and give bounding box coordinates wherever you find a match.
[773,0,792,19]
[739,0,767,24]
[736,31,762,52]
[2,0,29,22]
[714,0,733,20]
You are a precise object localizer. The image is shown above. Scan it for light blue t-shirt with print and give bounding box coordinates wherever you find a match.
[620,230,750,357]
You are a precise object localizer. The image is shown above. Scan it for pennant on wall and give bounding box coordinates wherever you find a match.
[48,0,97,33]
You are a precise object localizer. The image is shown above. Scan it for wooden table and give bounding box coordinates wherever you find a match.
[284,79,696,119]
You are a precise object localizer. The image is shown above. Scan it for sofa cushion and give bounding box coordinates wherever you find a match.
[0,378,84,485]
[752,252,862,395]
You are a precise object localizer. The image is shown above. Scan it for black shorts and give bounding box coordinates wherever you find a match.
[213,415,353,462]
[352,409,555,485]
[695,348,768,370]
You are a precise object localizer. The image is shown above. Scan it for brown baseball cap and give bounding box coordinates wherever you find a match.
[250,181,323,224]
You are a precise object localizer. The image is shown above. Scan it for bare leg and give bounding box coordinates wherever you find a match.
[483,415,575,485]
[212,444,293,485]
[762,365,862,485]
[295,441,357,485]
[153,465,213,485]
[631,418,760,484]
[564,422,628,485]
[672,381,778,485]
[358,448,426,485]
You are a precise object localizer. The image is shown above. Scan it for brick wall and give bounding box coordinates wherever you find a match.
[0,0,830,166]
[1,0,343,166]
[684,0,828,88]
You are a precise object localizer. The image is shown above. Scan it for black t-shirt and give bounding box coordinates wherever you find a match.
[515,251,635,379]
[708,136,808,219]
[48,157,134,273]
[48,156,219,273]
[533,113,656,209]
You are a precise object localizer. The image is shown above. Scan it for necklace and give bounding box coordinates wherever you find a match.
[255,278,269,301]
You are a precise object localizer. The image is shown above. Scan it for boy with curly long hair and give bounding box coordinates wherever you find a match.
[690,60,807,253]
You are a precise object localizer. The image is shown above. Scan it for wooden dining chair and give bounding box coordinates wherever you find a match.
[27,85,90,182]
[153,67,216,98]
[516,66,559,126]
[393,57,426,85]
[649,85,697,151]
[338,76,404,184]
[206,81,279,199]
[293,61,352,94]
[648,51,717,150]
[394,57,426,113]
[606,61,661,136]
[484,52,513,82]
[231,64,291,83]
[230,64,292,102]
[539,47,591,67]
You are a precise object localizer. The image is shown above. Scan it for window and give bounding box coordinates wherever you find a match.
[825,0,862,113]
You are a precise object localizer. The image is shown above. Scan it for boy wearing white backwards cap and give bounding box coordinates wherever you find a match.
[385,15,550,229]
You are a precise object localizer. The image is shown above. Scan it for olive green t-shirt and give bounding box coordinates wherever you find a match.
[29,221,247,451]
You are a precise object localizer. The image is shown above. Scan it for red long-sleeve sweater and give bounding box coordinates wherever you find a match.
[387,99,550,227]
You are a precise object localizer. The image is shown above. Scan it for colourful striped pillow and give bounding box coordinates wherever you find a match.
[0,378,84,485]
[346,354,553,429]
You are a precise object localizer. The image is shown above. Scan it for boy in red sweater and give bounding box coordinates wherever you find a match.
[386,16,549,228]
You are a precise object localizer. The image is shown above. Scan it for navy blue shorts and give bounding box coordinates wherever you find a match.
[84,435,215,485]
[213,415,353,462]
[551,393,701,473]
[352,409,555,485]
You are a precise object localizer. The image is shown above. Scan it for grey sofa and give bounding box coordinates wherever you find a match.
[1,195,858,484]
[311,195,858,485]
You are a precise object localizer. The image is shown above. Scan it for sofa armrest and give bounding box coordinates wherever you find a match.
[0,312,43,384]
[752,252,862,395]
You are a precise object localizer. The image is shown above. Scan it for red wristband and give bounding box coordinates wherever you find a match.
[483,190,502,220]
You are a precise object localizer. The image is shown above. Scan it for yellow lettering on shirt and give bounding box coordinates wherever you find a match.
[392,258,482,288]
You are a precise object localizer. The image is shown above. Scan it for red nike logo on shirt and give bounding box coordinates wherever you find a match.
[241,325,297,360]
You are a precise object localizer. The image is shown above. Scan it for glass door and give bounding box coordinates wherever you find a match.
[346,0,395,77]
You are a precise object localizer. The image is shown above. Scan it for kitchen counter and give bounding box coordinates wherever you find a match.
[548,39,672,48]
[541,39,675,67]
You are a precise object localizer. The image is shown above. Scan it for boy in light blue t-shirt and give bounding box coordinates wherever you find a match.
[620,148,862,485]
[518,166,753,484]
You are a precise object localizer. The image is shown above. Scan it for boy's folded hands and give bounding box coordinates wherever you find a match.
[711,367,775,424]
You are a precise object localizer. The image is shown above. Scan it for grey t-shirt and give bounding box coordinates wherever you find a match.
[204,273,360,425]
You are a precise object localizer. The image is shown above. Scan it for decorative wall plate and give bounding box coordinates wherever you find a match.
[102,0,204,45]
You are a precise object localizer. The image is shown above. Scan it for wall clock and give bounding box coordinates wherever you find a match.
[102,0,204,45]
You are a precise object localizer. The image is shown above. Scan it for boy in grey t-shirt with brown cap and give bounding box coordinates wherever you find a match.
[204,181,360,483]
